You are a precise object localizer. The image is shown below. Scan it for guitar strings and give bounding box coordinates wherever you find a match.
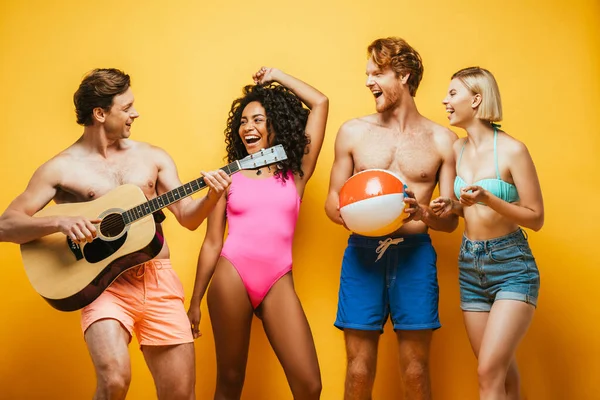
[96,175,217,232]
[93,158,277,234]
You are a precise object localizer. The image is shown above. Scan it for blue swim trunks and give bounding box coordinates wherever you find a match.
[335,233,441,332]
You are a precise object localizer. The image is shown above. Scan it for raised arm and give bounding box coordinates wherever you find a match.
[324,121,356,226]
[187,195,227,338]
[254,67,329,181]
[154,147,230,231]
[0,158,98,244]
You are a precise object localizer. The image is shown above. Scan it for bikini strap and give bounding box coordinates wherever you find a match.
[493,125,501,179]
[456,138,468,172]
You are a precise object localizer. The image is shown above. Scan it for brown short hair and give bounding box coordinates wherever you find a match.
[73,68,131,126]
[367,37,424,96]
[452,67,503,122]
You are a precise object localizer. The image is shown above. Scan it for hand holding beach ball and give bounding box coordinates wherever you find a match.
[339,169,407,237]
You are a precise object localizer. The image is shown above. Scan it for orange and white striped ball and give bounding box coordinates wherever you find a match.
[339,169,407,237]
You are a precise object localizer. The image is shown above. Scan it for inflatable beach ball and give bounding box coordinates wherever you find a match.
[339,169,407,237]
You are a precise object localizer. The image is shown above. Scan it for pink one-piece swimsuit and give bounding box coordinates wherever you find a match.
[220,171,301,308]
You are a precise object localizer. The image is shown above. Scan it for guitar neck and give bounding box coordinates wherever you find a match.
[122,160,241,225]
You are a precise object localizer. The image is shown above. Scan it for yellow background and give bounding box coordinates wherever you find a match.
[1,0,598,399]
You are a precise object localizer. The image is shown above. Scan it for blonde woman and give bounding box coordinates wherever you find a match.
[432,67,543,400]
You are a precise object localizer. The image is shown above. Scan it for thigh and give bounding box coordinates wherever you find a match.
[390,242,440,330]
[208,257,254,372]
[478,300,535,368]
[85,319,132,377]
[142,343,195,400]
[462,311,490,358]
[259,273,321,382]
[395,330,433,368]
[344,329,380,368]
[335,244,388,331]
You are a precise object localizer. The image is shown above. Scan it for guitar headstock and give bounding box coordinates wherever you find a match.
[238,145,288,170]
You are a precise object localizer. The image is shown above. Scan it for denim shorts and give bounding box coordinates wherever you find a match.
[335,234,440,332]
[459,229,540,312]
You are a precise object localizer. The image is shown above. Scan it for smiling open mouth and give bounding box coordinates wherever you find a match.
[245,135,260,144]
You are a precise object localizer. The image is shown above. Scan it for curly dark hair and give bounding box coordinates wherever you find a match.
[224,83,310,182]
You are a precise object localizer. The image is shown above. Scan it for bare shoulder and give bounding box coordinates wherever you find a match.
[124,139,173,164]
[498,130,530,158]
[121,138,161,153]
[36,146,81,181]
[339,116,373,135]
[423,119,458,152]
[336,116,373,146]
[452,135,467,153]
[430,120,458,142]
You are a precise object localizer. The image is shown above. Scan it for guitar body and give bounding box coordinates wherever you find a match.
[21,184,164,311]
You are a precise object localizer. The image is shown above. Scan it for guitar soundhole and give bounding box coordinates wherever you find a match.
[100,213,126,238]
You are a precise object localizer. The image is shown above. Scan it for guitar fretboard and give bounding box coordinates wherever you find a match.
[122,161,240,225]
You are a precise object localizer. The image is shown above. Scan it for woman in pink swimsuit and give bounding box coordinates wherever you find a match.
[188,67,328,399]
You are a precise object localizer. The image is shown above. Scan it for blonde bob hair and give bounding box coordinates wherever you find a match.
[452,67,503,122]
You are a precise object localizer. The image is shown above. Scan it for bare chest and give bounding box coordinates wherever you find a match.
[352,132,442,184]
[55,157,159,204]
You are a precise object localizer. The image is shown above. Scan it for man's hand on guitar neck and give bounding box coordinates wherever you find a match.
[202,169,231,203]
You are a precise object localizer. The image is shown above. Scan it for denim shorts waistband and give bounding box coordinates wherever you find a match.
[348,233,431,249]
[461,229,527,253]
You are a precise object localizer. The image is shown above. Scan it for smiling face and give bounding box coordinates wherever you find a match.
[238,101,271,154]
[442,78,480,128]
[101,87,139,139]
[365,57,406,113]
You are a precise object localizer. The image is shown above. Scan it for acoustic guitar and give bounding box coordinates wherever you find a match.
[20,145,287,311]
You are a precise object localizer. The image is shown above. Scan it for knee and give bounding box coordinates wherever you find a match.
[346,358,374,387]
[155,375,195,400]
[94,355,131,398]
[477,361,505,389]
[297,375,322,399]
[310,380,323,398]
[161,386,194,400]
[217,367,246,394]
[96,367,131,398]
[401,360,429,388]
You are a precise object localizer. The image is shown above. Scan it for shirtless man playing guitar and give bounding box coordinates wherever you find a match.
[0,68,231,400]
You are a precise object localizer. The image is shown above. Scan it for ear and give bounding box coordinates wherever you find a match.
[93,107,106,123]
[400,73,410,85]
[471,93,482,109]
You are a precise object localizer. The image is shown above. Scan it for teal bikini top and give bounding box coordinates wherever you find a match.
[454,126,519,204]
